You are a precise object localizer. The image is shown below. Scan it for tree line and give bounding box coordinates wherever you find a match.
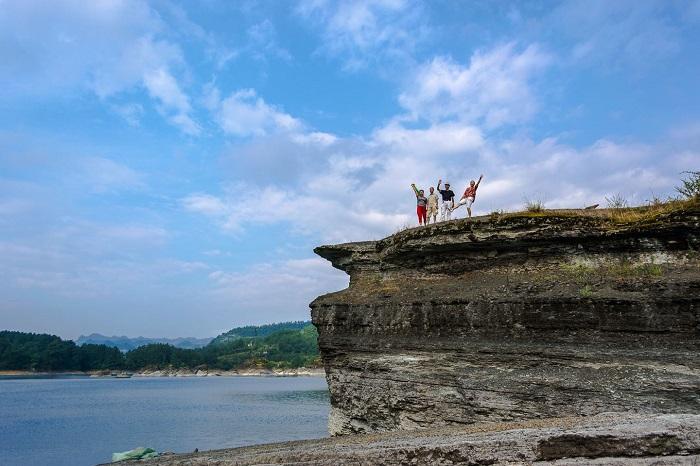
[0,325,320,372]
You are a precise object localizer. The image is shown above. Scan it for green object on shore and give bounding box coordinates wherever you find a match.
[112,447,159,462]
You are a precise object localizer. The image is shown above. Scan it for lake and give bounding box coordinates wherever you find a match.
[0,376,330,466]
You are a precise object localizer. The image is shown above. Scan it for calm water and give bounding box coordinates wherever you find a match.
[0,376,330,466]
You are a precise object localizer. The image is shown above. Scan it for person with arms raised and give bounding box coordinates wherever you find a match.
[411,183,428,226]
[454,174,484,219]
[437,179,455,221]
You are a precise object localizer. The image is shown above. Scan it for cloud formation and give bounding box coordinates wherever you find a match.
[207,257,347,324]
[399,43,551,128]
[296,0,428,70]
[0,0,199,134]
[215,89,302,137]
[549,0,683,67]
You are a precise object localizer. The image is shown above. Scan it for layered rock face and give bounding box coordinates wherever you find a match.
[311,206,700,435]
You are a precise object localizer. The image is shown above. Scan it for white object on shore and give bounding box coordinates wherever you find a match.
[112,447,158,462]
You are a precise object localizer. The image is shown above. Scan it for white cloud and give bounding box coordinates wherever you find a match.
[111,102,144,126]
[550,0,682,67]
[182,179,410,242]
[143,67,200,135]
[291,131,338,146]
[246,19,293,62]
[143,67,190,112]
[78,157,144,193]
[398,43,551,128]
[182,194,228,217]
[215,89,302,137]
[184,119,700,242]
[0,218,174,300]
[296,0,428,70]
[0,0,199,134]
[207,257,348,323]
[372,121,483,155]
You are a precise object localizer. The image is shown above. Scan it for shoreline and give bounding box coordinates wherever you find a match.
[0,368,326,378]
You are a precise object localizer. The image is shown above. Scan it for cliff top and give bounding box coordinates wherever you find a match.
[315,198,699,270]
[317,198,699,257]
[312,198,700,306]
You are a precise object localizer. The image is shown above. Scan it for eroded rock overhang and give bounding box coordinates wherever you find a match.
[311,205,700,435]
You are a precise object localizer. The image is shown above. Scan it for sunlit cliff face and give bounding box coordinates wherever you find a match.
[312,204,700,435]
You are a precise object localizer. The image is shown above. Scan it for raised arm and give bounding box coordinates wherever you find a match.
[475,174,484,188]
[437,179,442,190]
[410,183,420,197]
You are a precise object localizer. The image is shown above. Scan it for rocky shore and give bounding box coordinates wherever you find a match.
[128,367,325,377]
[1,368,325,378]
[111,413,700,465]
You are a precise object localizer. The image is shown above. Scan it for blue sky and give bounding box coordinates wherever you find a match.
[1,0,699,339]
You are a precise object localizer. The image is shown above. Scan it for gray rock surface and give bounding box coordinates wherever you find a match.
[312,206,700,435]
[110,413,700,465]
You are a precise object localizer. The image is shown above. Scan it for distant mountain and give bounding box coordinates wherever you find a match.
[75,334,212,352]
[209,321,311,346]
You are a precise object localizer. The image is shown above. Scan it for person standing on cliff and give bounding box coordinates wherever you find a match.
[411,183,428,226]
[437,179,455,221]
[426,186,439,224]
[455,174,484,218]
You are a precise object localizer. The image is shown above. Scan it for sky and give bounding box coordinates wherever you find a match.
[1,0,699,340]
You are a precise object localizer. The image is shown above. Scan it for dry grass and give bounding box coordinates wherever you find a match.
[393,222,415,235]
[493,197,698,225]
[524,198,545,213]
[605,197,696,224]
[605,193,629,209]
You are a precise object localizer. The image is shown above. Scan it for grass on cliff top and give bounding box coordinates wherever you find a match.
[493,196,699,225]
[385,196,698,242]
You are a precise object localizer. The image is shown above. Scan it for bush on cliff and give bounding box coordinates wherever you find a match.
[677,171,700,200]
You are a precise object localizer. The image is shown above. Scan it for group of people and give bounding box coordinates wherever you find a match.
[411,175,484,225]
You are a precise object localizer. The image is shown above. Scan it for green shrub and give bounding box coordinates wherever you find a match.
[579,284,593,297]
[676,171,700,199]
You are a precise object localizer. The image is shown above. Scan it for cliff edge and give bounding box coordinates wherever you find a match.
[311,202,700,435]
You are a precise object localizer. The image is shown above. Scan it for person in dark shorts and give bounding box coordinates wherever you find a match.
[411,183,428,225]
[437,179,455,221]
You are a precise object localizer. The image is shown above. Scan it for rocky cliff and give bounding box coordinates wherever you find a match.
[311,203,700,435]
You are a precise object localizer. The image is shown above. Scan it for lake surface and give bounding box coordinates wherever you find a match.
[0,376,329,466]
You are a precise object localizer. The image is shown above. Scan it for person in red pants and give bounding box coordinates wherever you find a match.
[411,183,428,225]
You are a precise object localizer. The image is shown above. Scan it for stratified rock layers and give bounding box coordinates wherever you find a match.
[311,207,700,435]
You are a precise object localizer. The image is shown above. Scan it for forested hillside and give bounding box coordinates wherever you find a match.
[209,321,310,346]
[0,324,320,372]
[75,334,212,352]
